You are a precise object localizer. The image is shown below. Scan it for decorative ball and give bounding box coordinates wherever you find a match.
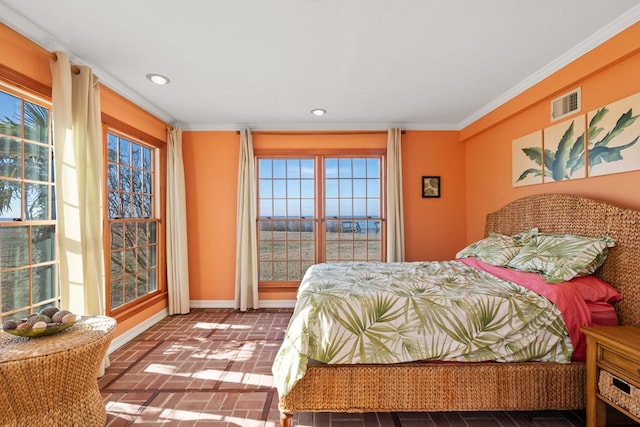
[2,320,18,330]
[52,310,72,323]
[61,313,76,324]
[32,321,48,329]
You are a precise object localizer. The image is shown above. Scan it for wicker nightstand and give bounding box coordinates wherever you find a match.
[582,326,640,427]
[0,316,116,426]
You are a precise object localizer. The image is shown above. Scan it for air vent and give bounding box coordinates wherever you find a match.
[551,88,581,121]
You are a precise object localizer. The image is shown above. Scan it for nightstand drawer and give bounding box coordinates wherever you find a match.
[599,371,640,419]
[601,347,640,383]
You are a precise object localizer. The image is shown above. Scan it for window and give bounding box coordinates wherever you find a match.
[105,130,161,313]
[257,153,384,287]
[0,83,57,321]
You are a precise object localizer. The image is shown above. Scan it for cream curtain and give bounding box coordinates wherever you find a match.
[166,127,191,314]
[234,129,259,311]
[51,52,108,375]
[50,52,105,316]
[386,128,405,262]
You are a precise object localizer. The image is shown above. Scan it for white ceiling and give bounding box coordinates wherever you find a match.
[1,1,639,131]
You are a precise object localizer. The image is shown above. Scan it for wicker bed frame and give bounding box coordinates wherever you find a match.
[278,193,640,427]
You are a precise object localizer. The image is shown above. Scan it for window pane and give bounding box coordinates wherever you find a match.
[367,158,380,178]
[273,159,286,178]
[287,180,300,198]
[259,199,273,217]
[32,264,56,303]
[1,269,29,313]
[0,91,21,137]
[31,225,55,264]
[353,159,366,178]
[339,179,352,197]
[367,180,380,197]
[24,183,48,220]
[301,199,313,218]
[137,272,148,297]
[132,169,142,192]
[149,222,156,244]
[0,179,21,220]
[287,159,300,178]
[0,226,28,268]
[111,251,124,279]
[119,138,130,165]
[273,180,286,198]
[143,147,152,170]
[23,101,49,143]
[125,248,136,274]
[132,144,142,169]
[107,134,118,162]
[125,223,136,248]
[111,279,123,308]
[119,166,131,191]
[138,222,148,245]
[325,158,338,178]
[353,179,366,198]
[325,179,338,198]
[301,179,314,198]
[125,276,136,303]
[300,159,314,178]
[149,245,157,267]
[338,158,352,178]
[287,199,300,217]
[108,191,119,218]
[149,269,157,291]
[259,179,272,198]
[0,137,22,179]
[143,172,152,194]
[259,159,272,178]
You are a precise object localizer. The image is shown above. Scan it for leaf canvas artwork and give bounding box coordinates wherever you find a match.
[587,92,640,177]
[512,130,543,187]
[543,115,586,182]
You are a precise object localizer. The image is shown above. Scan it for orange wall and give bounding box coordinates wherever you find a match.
[462,22,640,244]
[402,131,466,261]
[182,131,466,301]
[182,131,239,301]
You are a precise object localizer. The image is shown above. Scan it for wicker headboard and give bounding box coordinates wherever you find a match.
[485,193,640,327]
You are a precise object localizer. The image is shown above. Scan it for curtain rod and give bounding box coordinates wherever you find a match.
[235,130,405,135]
[50,53,81,75]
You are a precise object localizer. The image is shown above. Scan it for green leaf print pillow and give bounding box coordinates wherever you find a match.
[507,233,616,283]
[456,228,538,266]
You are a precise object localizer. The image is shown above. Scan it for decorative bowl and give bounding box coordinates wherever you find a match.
[3,320,78,338]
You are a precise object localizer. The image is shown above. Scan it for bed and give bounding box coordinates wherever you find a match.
[273,193,640,427]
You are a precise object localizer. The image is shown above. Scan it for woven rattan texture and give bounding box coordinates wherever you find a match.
[0,316,116,427]
[485,193,640,326]
[279,194,640,418]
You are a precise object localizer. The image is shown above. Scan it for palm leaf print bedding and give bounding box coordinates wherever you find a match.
[272,261,572,398]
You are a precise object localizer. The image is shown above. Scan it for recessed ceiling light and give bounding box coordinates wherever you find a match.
[311,108,326,116]
[146,73,171,85]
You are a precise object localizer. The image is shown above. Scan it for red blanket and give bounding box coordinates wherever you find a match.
[458,257,593,361]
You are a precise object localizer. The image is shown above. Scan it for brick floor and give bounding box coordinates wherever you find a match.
[101,308,594,426]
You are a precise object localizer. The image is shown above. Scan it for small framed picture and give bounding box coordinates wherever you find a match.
[422,176,440,198]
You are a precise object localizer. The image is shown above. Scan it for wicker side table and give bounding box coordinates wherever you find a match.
[0,316,116,427]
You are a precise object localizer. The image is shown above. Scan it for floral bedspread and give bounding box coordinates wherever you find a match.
[272,261,572,398]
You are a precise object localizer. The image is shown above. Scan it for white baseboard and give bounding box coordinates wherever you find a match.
[189,300,235,308]
[107,308,168,354]
[189,300,296,309]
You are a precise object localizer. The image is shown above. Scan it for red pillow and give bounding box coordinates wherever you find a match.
[567,275,623,303]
